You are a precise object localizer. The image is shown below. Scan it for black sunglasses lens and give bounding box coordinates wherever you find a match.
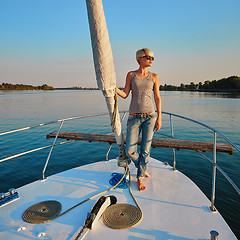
[141,55,154,61]
[147,56,154,61]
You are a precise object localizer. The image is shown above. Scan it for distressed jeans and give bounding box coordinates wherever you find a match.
[126,112,157,179]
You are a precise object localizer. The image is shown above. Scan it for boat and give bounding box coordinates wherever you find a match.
[0,111,239,239]
[1,0,239,239]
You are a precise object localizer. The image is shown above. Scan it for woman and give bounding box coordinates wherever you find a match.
[116,48,162,191]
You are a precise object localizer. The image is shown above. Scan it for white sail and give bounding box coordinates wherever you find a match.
[85,0,122,146]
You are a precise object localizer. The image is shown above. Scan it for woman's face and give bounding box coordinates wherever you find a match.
[139,54,154,67]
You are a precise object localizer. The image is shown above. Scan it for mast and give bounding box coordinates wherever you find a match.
[85,0,128,166]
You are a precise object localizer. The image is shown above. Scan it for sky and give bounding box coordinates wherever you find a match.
[1,0,240,88]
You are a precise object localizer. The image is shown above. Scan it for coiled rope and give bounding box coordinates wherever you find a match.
[109,172,129,189]
[58,166,128,220]
[74,166,143,239]
[102,168,143,230]
[22,166,128,226]
[22,164,142,239]
[127,169,142,213]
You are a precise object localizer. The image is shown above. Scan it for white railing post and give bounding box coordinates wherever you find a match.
[210,131,217,211]
[170,115,176,170]
[42,121,64,180]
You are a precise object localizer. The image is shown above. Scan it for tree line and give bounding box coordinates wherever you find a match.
[2,76,239,92]
[160,76,240,92]
[0,83,54,91]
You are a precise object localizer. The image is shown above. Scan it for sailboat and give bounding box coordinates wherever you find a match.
[0,0,239,239]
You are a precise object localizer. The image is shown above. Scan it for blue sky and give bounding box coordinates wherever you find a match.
[1,0,240,88]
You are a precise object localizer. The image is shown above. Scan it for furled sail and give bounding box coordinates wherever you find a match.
[85,0,128,166]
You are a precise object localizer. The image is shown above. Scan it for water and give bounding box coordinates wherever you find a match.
[0,90,240,238]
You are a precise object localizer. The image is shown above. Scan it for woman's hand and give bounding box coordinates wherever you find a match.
[155,116,162,131]
[116,72,132,99]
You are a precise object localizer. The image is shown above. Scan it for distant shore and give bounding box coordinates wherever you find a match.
[1,75,239,92]
[54,87,240,93]
[1,87,240,94]
[55,87,98,90]
[0,83,54,91]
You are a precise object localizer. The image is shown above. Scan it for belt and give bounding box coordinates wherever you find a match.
[129,112,153,116]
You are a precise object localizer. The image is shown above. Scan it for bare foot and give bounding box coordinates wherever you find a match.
[145,171,151,178]
[137,179,147,191]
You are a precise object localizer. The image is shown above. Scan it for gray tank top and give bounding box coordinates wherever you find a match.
[129,71,155,114]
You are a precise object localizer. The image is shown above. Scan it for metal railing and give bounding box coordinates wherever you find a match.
[161,111,240,211]
[0,111,239,211]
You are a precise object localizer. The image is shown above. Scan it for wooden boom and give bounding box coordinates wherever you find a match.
[46,131,233,155]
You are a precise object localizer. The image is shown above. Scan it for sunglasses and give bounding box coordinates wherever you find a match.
[141,55,154,61]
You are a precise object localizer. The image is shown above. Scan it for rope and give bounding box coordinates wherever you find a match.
[102,203,141,229]
[56,167,128,220]
[22,164,142,237]
[109,173,129,189]
[72,167,128,239]
[111,87,118,132]
[110,88,130,167]
[74,225,88,240]
[102,168,143,230]
[22,200,62,224]
[127,169,142,213]
[73,166,144,237]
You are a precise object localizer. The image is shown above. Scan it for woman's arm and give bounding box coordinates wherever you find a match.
[116,71,133,99]
[152,73,162,131]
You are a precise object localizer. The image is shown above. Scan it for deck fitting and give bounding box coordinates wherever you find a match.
[210,230,219,239]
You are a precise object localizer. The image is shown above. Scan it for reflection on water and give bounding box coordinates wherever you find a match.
[160,90,240,99]
[190,91,240,99]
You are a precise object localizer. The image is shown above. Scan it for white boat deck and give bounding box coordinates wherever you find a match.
[0,158,237,239]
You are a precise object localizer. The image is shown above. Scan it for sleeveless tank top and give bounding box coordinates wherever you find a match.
[129,71,155,114]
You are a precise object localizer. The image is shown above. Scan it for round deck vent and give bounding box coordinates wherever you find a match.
[102,203,142,229]
[22,200,62,224]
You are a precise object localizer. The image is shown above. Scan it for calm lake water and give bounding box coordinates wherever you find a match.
[0,90,240,238]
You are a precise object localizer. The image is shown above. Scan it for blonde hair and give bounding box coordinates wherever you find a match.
[136,48,154,64]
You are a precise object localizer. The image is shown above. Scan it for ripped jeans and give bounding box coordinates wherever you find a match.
[126,112,157,179]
